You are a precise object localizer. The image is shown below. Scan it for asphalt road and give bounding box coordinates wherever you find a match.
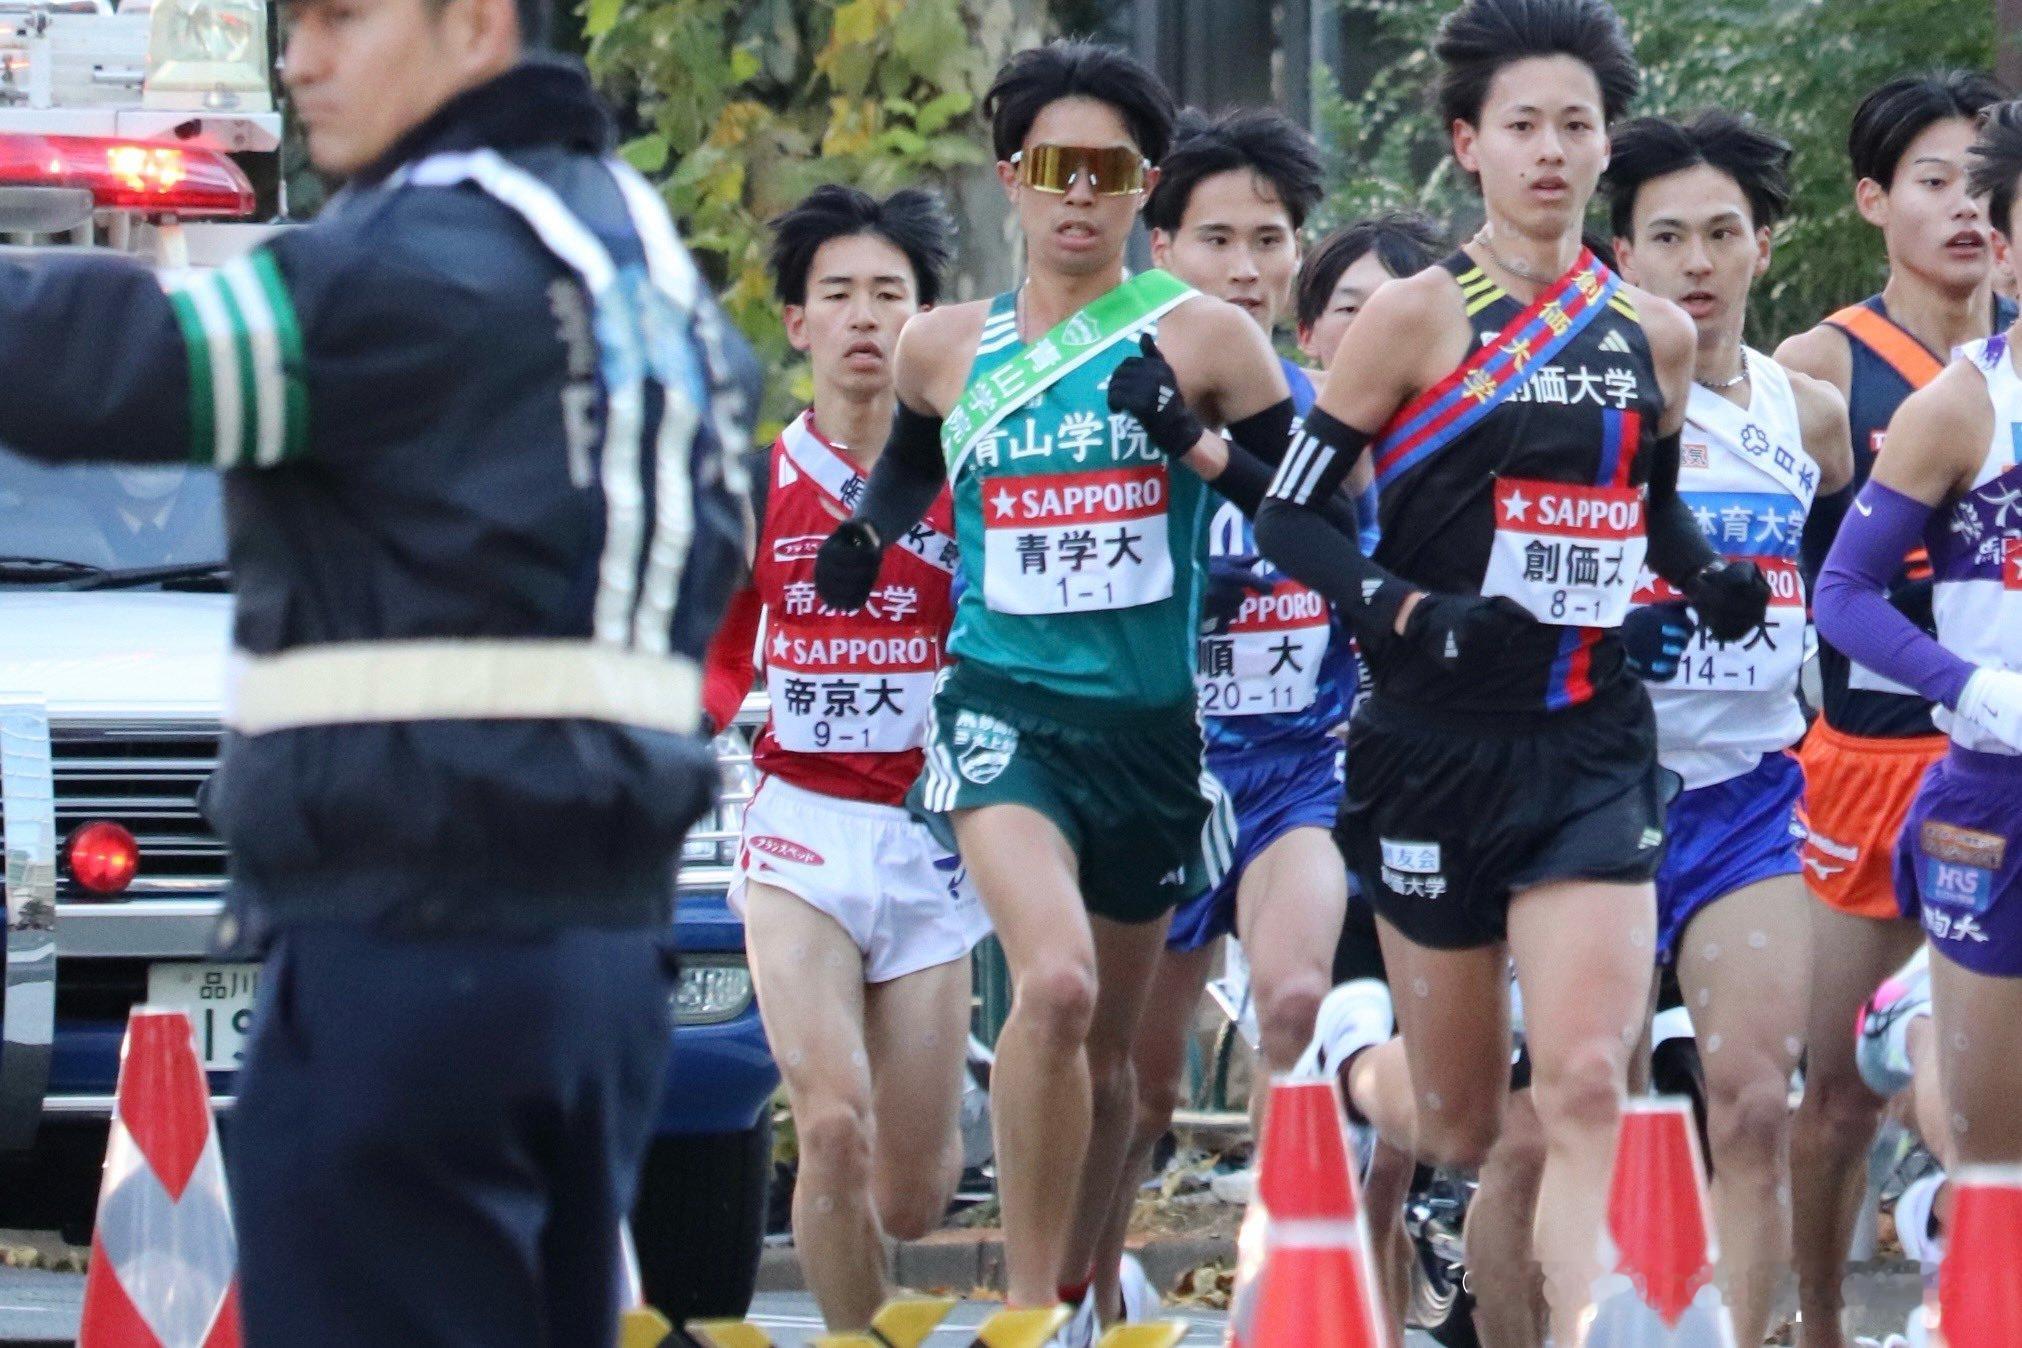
[0,1274,1436,1346]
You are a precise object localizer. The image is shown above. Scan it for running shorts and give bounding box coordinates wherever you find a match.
[1795,721,1947,921]
[1894,744,2022,977]
[1338,679,1669,950]
[913,662,1233,925]
[732,776,992,983]
[1167,746,1342,954]
[1654,751,1805,964]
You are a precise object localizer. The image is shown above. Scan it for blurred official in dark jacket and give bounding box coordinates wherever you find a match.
[0,0,758,1335]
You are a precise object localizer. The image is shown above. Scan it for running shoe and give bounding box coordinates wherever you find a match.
[1894,1170,1946,1274]
[1117,1252,1159,1322]
[1857,947,1933,1100]
[1293,978,1393,1176]
[1292,978,1394,1080]
[1048,1294,1098,1348]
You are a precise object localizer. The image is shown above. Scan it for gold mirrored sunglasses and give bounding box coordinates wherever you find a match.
[1009,144,1151,196]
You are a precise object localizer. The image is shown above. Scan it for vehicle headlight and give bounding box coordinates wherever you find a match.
[673,958,754,1026]
[144,0,273,112]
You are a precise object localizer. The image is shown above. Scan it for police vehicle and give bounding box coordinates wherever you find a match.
[0,0,777,1319]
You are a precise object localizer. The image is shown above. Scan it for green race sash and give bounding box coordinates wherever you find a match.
[942,268,1195,478]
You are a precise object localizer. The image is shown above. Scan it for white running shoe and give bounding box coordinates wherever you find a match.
[1857,948,1932,1099]
[1293,978,1393,1177]
[1117,1252,1159,1322]
[1293,978,1395,1080]
[1894,1170,1947,1273]
[1049,1292,1098,1348]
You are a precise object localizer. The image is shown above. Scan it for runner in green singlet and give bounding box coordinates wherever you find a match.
[811,40,1305,1334]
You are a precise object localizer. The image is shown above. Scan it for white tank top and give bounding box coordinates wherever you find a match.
[1638,349,1817,789]
[1930,333,2022,754]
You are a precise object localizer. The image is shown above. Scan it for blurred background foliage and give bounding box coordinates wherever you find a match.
[1317,0,1995,344]
[582,0,1039,432]
[580,0,1998,428]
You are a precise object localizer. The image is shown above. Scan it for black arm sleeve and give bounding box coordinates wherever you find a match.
[1226,397,1297,469]
[1266,405,1371,506]
[1254,494,1415,634]
[0,254,191,465]
[1210,435,1367,541]
[855,400,949,547]
[1643,426,1720,587]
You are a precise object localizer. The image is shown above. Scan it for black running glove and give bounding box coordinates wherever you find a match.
[1397,591,1535,676]
[1201,554,1275,633]
[1620,600,1695,682]
[814,520,884,612]
[1683,559,1771,643]
[1107,334,1206,459]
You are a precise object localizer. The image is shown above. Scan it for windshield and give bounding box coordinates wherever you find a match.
[0,446,226,574]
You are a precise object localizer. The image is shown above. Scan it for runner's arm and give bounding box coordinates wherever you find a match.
[813,398,945,610]
[701,581,762,734]
[1815,369,1994,713]
[1789,369,1855,497]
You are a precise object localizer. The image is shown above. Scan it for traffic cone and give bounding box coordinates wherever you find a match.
[1587,1096,1735,1346]
[1227,1076,1386,1348]
[78,1007,240,1348]
[1936,1164,2022,1347]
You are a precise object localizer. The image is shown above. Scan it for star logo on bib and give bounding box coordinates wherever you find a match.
[770,631,790,659]
[1502,487,1532,523]
[989,487,1017,519]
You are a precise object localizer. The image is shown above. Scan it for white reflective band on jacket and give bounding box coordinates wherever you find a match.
[399,148,711,658]
[226,641,702,736]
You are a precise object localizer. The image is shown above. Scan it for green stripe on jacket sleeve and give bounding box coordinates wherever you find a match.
[163,286,218,466]
[250,249,309,462]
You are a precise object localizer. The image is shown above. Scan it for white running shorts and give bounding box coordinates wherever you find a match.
[731,775,992,983]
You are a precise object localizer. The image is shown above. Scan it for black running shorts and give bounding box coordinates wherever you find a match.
[1338,678,1673,950]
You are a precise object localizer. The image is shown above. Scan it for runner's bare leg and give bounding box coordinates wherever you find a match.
[1506,878,1658,1347]
[1674,875,1810,1345]
[742,883,885,1329]
[864,954,975,1241]
[1057,912,1175,1303]
[1088,940,1218,1319]
[1790,903,1922,1348]
[951,803,1099,1309]
[1465,1087,1548,1348]
[1237,825,1350,1122]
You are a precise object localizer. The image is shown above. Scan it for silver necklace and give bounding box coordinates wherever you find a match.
[1696,349,1749,392]
[1472,228,1555,284]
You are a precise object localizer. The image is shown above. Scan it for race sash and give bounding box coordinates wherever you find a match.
[1825,303,1945,389]
[1373,250,1619,491]
[778,413,958,576]
[943,269,1195,479]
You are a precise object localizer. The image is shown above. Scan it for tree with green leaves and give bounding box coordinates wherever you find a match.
[582,0,1035,433]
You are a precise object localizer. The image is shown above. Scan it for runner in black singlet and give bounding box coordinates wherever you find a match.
[1250,0,1768,1337]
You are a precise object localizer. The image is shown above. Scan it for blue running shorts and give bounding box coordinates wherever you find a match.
[1167,745,1342,954]
[1655,750,1805,964]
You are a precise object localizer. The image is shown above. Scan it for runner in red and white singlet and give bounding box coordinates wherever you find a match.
[699,186,988,1333]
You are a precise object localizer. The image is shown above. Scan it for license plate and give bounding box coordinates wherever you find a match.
[146,962,261,1071]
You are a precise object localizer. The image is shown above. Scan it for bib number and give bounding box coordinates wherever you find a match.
[1480,477,1647,627]
[764,625,940,753]
[982,464,1174,615]
[1636,559,1805,693]
[1198,579,1330,716]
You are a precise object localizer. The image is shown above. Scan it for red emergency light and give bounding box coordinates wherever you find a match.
[66,820,140,896]
[0,133,255,217]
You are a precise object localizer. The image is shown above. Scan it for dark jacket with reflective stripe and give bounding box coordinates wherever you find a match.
[0,62,758,932]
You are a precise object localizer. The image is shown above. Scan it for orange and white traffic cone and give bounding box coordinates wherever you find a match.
[1227,1076,1386,1348]
[1587,1096,1734,1346]
[78,1007,241,1348]
[1935,1164,2022,1347]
